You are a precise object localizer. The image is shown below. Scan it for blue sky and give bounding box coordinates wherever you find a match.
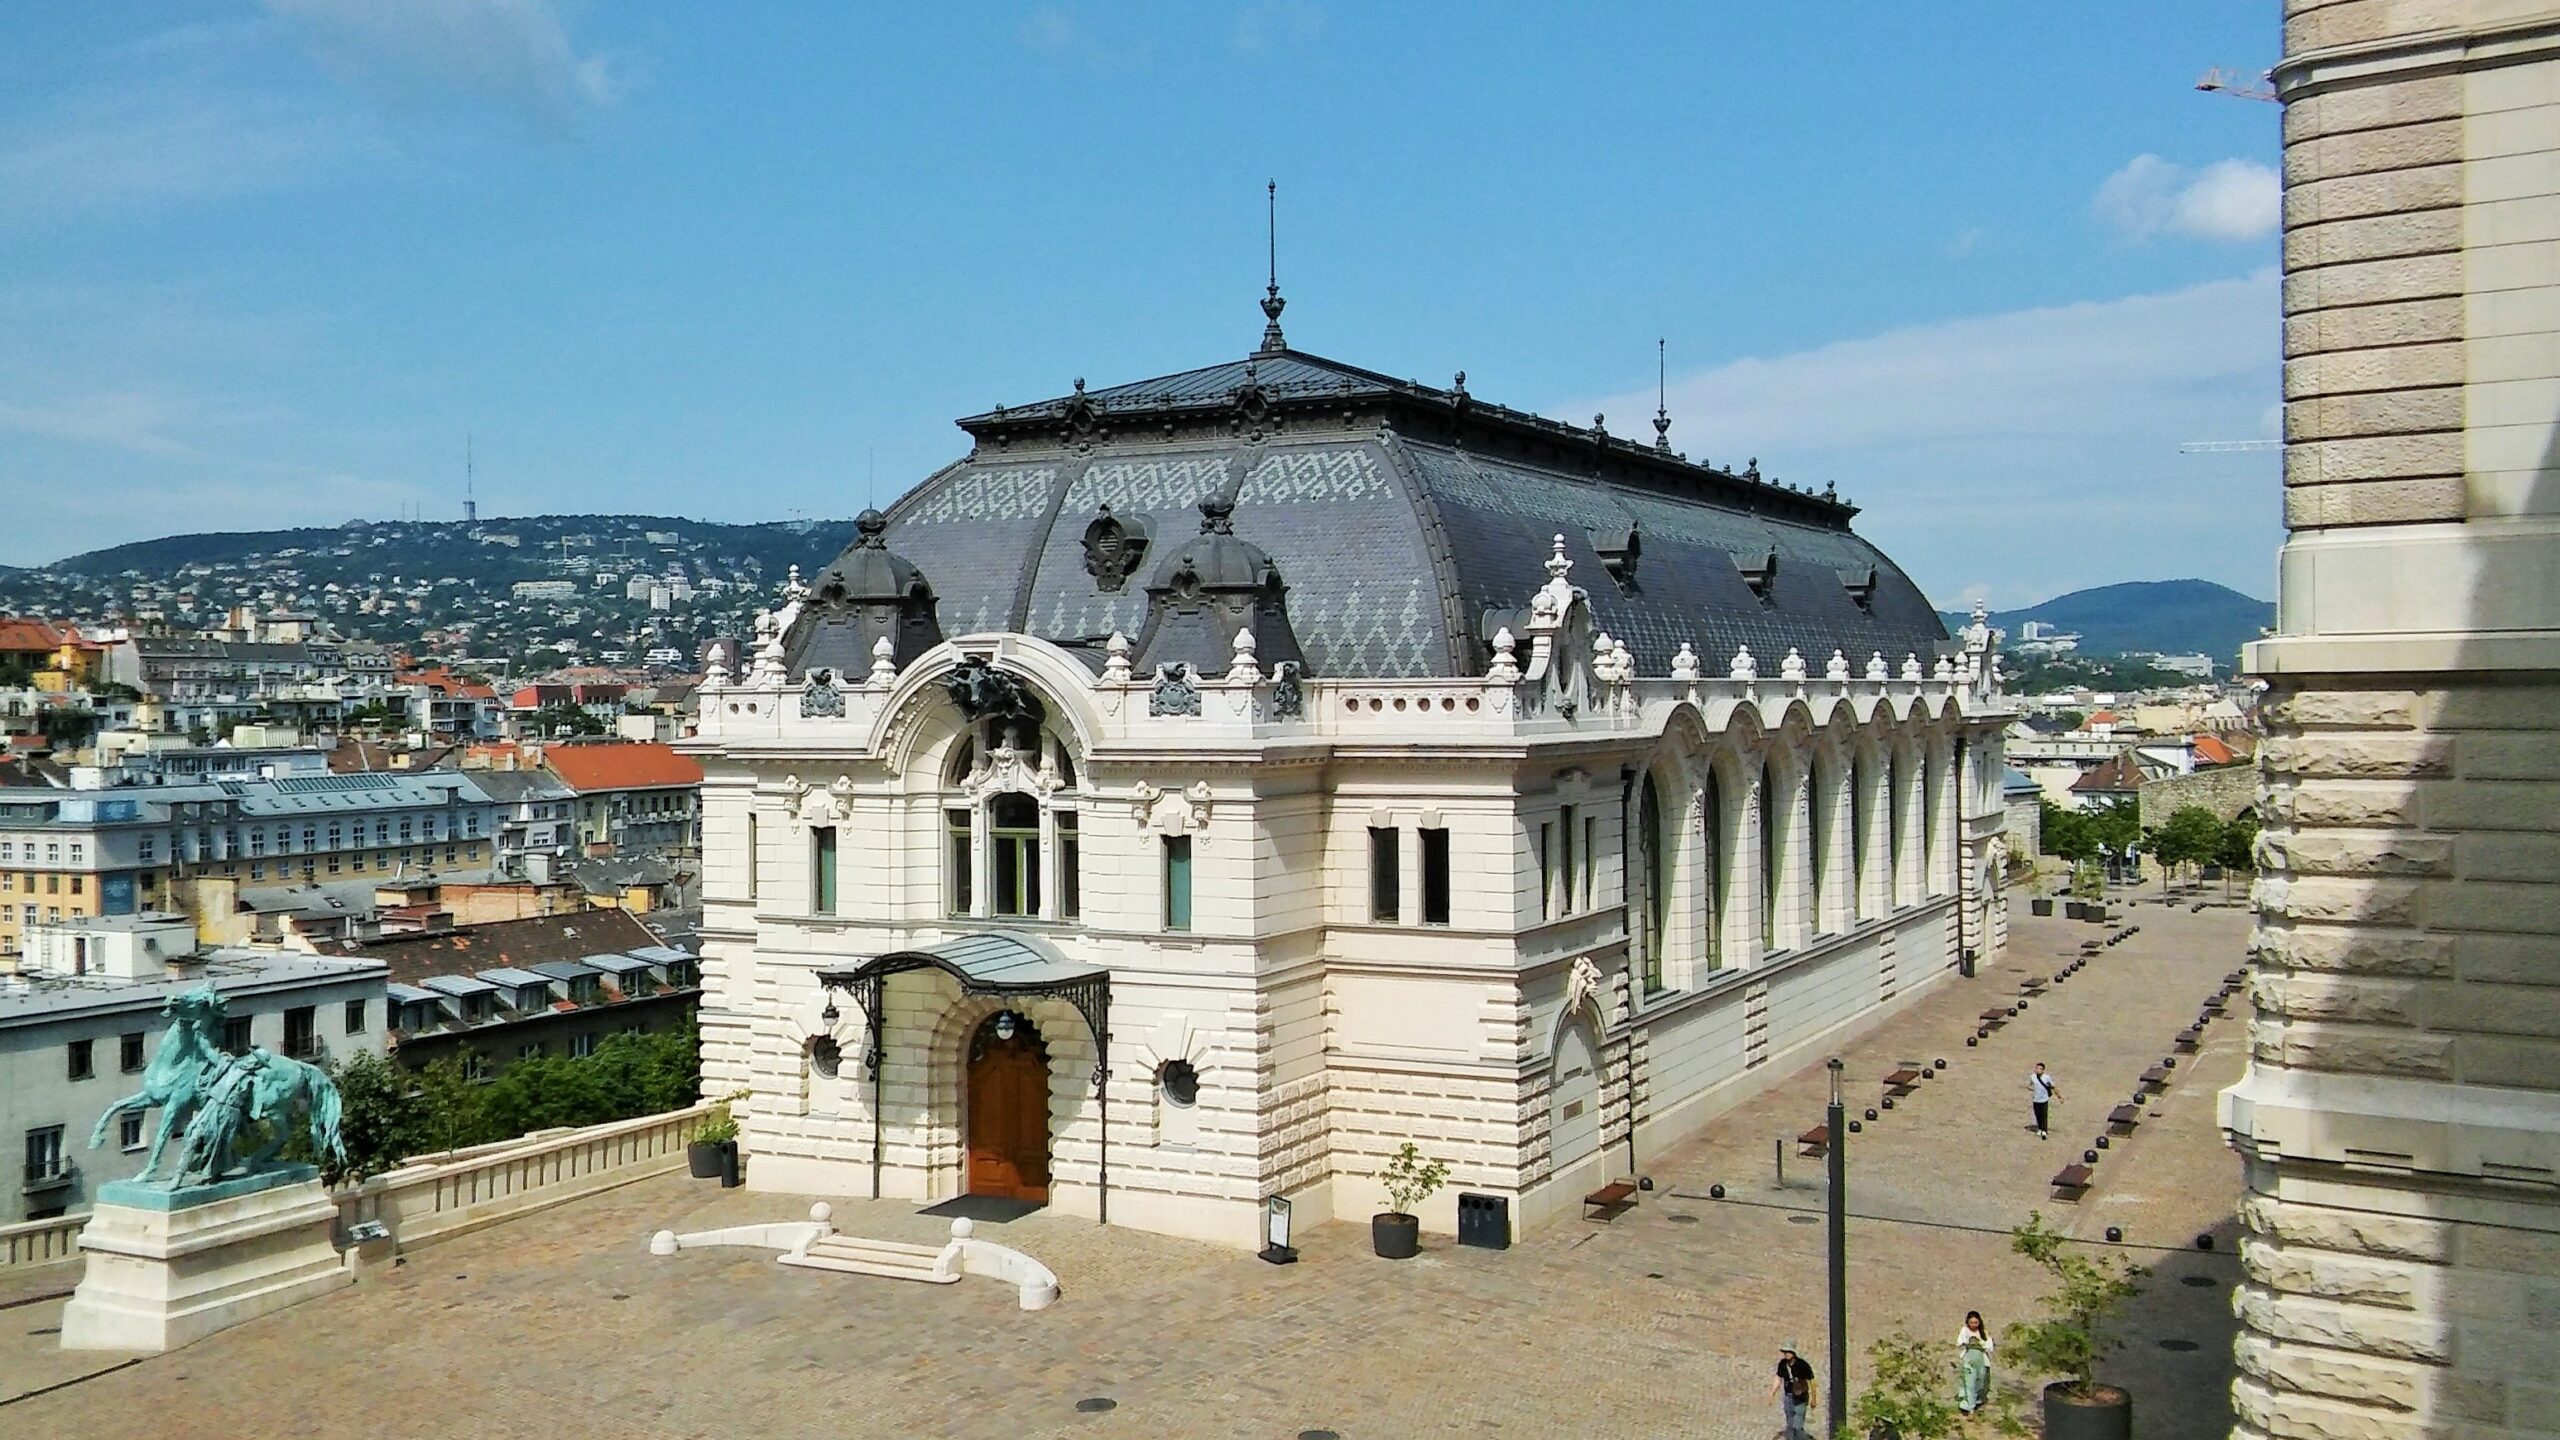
[0,3,2281,608]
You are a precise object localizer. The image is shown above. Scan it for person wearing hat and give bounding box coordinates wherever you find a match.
[1769,1340,1816,1439]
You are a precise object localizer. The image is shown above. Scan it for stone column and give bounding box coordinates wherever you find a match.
[2224,7,2560,1439]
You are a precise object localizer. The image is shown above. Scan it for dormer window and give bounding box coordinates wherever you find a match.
[1838,565,1877,612]
[1590,523,1640,588]
[1734,548,1778,604]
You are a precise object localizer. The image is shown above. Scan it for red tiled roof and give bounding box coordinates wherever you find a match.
[2086,709,2120,725]
[543,741,701,793]
[0,618,70,653]
[2190,734,2238,767]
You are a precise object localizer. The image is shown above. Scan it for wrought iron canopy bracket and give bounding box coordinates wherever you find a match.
[817,955,1111,1097]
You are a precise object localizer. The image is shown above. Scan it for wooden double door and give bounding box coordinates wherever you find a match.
[965,1018,1052,1202]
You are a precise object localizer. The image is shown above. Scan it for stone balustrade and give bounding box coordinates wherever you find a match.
[1,1101,714,1275]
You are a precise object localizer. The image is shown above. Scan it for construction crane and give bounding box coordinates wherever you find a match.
[2180,440,2282,453]
[2197,67,2278,102]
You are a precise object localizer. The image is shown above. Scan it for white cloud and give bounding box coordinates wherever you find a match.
[263,0,622,136]
[2093,155,2279,243]
[0,393,207,461]
[1560,272,2282,608]
[0,88,383,219]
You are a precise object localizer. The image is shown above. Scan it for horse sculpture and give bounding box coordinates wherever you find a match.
[90,988,225,1182]
[88,985,347,1189]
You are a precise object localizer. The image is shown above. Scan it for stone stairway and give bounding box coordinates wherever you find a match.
[777,1233,958,1284]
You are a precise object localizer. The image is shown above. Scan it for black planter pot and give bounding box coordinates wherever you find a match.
[2042,1382,2132,1440]
[2064,901,2087,919]
[717,1139,742,1188]
[2031,898,2054,916]
[1371,1212,1420,1259]
[687,1140,723,1179]
[2085,905,2108,923]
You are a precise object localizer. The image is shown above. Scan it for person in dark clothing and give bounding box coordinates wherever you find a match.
[1770,1341,1816,1439]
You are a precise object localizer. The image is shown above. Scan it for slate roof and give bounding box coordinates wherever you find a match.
[325,908,666,989]
[2071,751,2149,795]
[836,344,1946,680]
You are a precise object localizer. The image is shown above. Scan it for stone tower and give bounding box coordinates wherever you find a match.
[2225,5,2560,1439]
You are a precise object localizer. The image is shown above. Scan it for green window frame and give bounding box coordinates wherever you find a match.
[1163,834,1192,932]
[811,826,838,915]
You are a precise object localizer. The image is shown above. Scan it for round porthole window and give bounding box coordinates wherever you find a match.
[807,1035,842,1079]
[1158,1059,1200,1108]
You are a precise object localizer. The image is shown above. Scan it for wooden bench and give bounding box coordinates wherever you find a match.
[1980,1009,2010,1030]
[2107,1104,2142,1134]
[2139,1065,2170,1091]
[1883,1068,1921,1096]
[1798,1125,1830,1158]
[2019,979,2049,996]
[1582,1180,1637,1220]
[2050,1163,2094,1200]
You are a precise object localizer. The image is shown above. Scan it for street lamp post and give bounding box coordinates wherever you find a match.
[1826,1056,1847,1440]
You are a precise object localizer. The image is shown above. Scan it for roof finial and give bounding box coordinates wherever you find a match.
[1258,179,1287,354]
[1653,337,1671,453]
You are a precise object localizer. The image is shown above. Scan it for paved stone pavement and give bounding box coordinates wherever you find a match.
[0,897,2251,1438]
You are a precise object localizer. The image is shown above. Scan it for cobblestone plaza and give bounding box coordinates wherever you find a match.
[6,902,2249,1439]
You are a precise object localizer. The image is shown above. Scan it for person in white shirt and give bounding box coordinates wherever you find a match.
[1957,1310,1995,1414]
[2029,1062,2057,1138]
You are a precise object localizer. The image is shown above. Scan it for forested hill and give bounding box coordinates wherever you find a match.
[1938,579,2274,661]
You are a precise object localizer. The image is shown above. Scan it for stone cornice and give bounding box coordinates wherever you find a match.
[2276,12,2560,96]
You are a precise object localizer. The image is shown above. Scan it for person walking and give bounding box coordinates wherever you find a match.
[2029,1062,2057,1138]
[1770,1340,1816,1439]
[1956,1310,1994,1415]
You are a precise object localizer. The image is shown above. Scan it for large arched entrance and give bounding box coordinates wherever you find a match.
[1548,1016,1602,1177]
[965,1011,1052,1202]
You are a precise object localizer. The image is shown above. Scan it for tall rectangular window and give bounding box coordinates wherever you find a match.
[344,999,366,1034]
[1583,815,1598,912]
[991,795,1041,918]
[1059,811,1081,921]
[1163,834,1193,932]
[945,808,973,916]
[1560,806,1578,913]
[221,1016,252,1055]
[121,1031,145,1072]
[744,816,758,900]
[67,1038,93,1081]
[1368,826,1401,923]
[284,1006,316,1059]
[1420,827,1451,926]
[812,826,838,915]
[24,1126,64,1182]
[1537,822,1554,921]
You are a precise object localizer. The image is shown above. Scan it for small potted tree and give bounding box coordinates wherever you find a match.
[1845,1329,1965,1440]
[688,1093,741,1179]
[2005,1210,2146,1440]
[1370,1142,1448,1259]
[2029,867,2054,917]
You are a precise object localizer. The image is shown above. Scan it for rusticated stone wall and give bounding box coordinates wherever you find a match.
[2231,5,2560,1438]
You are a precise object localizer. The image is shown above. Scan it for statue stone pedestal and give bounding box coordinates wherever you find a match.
[60,1165,348,1353]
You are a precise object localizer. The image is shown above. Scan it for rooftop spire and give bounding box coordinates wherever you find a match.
[1258,179,1287,353]
[1652,338,1671,452]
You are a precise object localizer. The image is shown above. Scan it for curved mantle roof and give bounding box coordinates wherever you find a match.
[812,345,1948,681]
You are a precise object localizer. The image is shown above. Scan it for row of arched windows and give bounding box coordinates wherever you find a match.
[1634,739,1955,993]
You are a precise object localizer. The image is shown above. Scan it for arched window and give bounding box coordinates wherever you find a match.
[1702,772,1725,973]
[1888,750,1907,909]
[1760,761,1781,955]
[989,793,1041,917]
[1849,756,1868,921]
[1807,759,1830,936]
[1638,774,1665,993]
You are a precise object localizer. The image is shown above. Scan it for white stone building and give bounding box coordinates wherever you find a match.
[687,322,2013,1249]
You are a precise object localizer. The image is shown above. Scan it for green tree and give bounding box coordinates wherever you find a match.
[329,1050,423,1184]
[2039,801,2095,863]
[2152,805,2226,880]
[2217,813,2261,873]
[531,702,606,737]
[2004,1210,2147,1403]
[1844,1330,1968,1440]
[413,1055,485,1156]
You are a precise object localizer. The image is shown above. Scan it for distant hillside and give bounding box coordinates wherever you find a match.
[1938,580,2274,661]
[48,514,863,585]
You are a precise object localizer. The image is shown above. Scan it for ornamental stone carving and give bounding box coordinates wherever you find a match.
[1101,631,1133,685]
[1150,664,1201,717]
[1867,652,1889,682]
[1729,645,1757,682]
[958,741,1064,801]
[1562,954,1605,1027]
[1270,662,1304,719]
[1670,642,1700,682]
[799,669,845,718]
[1487,627,1521,684]
[1131,779,1214,834]
[1826,650,1850,683]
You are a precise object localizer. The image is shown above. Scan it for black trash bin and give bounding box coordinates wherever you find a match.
[1455,1192,1510,1250]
